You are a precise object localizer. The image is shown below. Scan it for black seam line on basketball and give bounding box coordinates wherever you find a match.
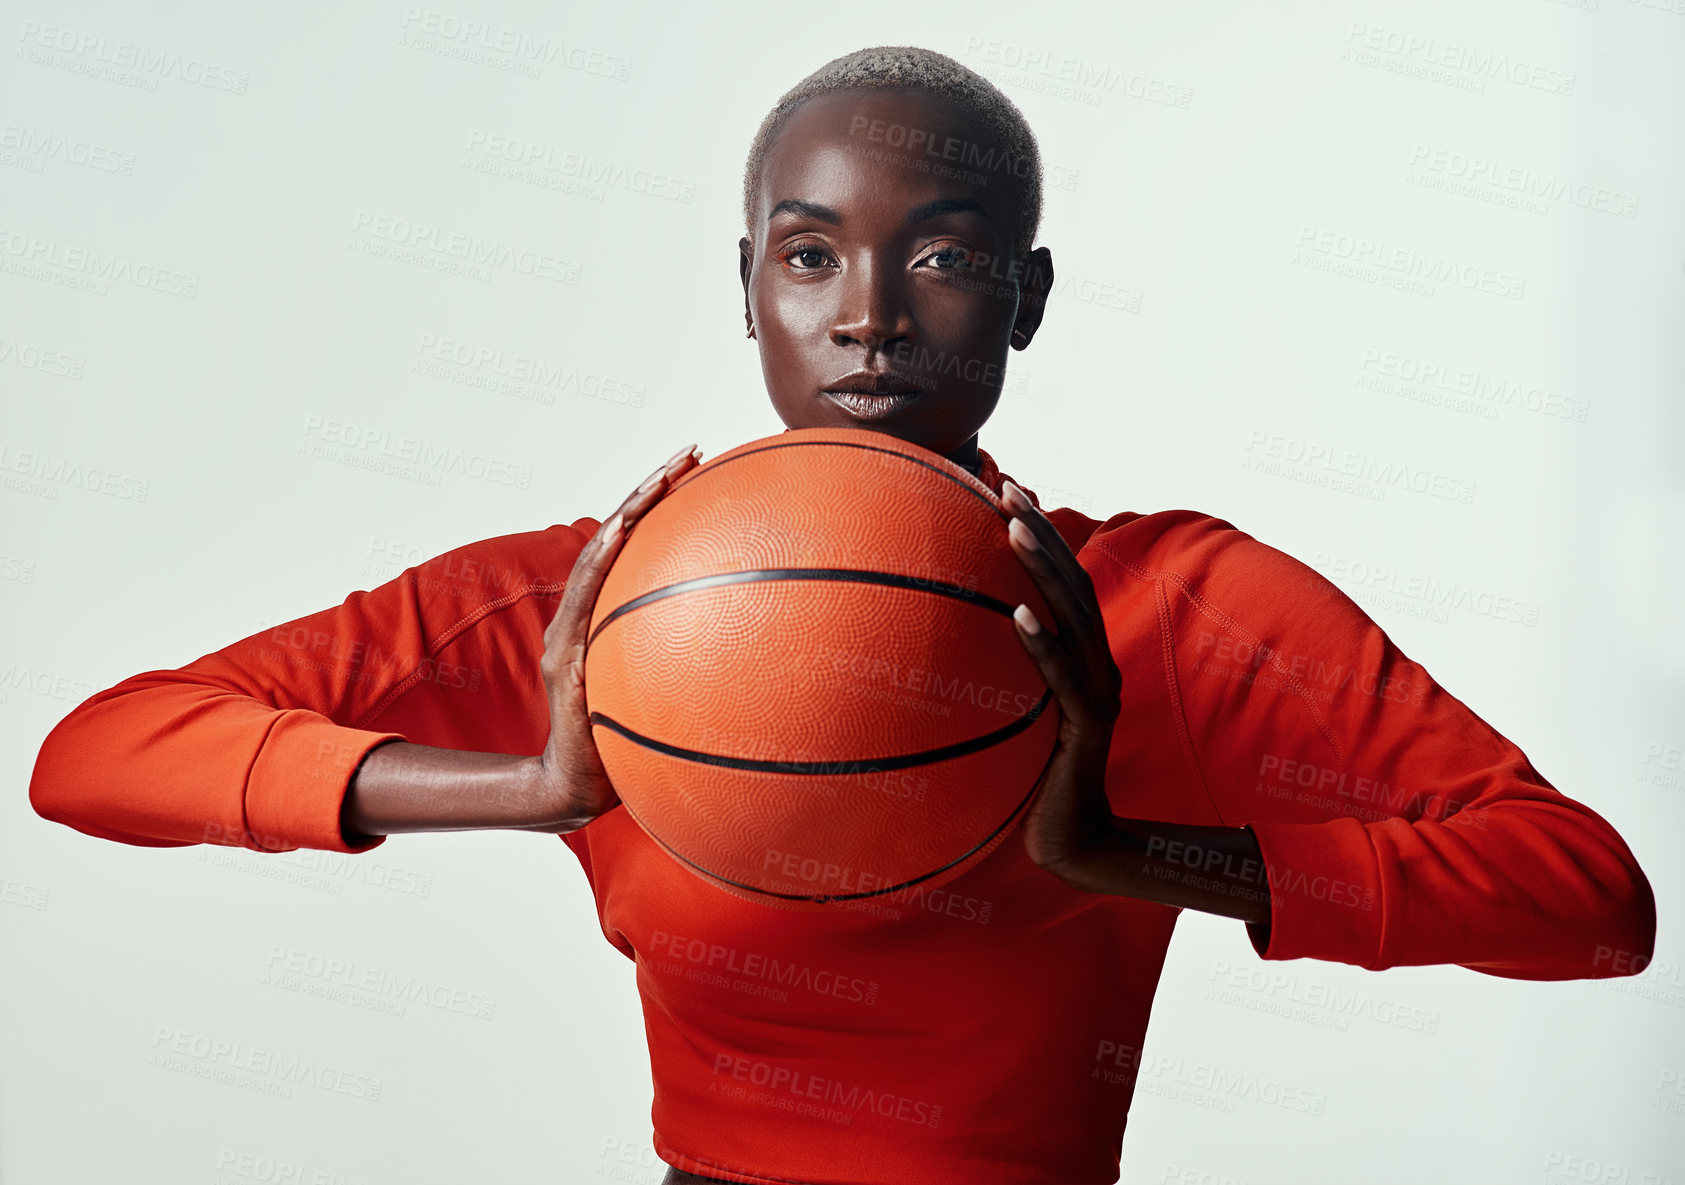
[658,437,1008,524]
[586,567,1019,650]
[589,688,1052,776]
[614,722,1052,904]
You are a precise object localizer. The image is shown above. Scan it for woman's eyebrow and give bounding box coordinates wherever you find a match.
[765,196,992,226]
[907,197,990,224]
[768,198,840,224]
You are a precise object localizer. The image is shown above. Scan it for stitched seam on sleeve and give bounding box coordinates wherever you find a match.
[241,708,291,850]
[1091,537,1344,762]
[1366,823,1391,969]
[350,579,566,730]
[1153,578,1226,827]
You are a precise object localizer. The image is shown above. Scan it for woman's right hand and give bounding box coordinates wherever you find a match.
[526,442,703,831]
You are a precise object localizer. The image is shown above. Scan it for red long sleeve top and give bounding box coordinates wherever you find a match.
[28,445,1656,1185]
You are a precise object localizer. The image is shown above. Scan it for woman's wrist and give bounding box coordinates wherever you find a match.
[1046,816,1273,926]
[341,742,568,837]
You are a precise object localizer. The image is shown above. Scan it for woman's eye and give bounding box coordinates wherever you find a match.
[923,246,972,270]
[781,244,831,271]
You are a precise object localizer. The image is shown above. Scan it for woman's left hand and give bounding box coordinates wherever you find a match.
[1001,479,1125,888]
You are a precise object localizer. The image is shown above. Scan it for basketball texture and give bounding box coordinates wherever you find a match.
[583,427,1060,910]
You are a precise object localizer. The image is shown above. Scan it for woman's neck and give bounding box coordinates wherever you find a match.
[946,435,982,477]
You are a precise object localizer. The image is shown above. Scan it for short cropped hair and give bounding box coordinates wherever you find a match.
[741,45,1043,259]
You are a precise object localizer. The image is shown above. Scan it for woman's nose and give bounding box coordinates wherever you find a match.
[828,259,915,353]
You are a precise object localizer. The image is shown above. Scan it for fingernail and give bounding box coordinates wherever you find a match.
[1009,516,1039,551]
[1002,479,1023,506]
[636,467,664,493]
[1014,604,1041,634]
[666,442,697,467]
[605,512,624,537]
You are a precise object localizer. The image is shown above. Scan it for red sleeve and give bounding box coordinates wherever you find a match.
[27,519,597,855]
[1089,511,1656,981]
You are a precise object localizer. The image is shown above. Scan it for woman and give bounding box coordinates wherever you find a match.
[29,46,1656,1185]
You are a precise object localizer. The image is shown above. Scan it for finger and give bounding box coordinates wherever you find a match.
[1012,603,1109,731]
[546,442,707,662]
[544,511,625,655]
[546,442,700,648]
[1007,514,1099,640]
[1007,519,1122,704]
[615,443,703,525]
[1000,485,1094,622]
[1002,481,1095,604]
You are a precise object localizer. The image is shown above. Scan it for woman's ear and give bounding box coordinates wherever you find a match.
[739,236,756,339]
[1010,246,1054,350]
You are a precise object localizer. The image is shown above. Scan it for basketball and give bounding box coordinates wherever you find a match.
[583,426,1060,910]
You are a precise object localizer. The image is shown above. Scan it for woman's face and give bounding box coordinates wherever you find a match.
[740,88,1054,470]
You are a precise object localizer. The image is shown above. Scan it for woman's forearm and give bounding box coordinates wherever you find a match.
[340,741,581,840]
[1057,817,1273,926]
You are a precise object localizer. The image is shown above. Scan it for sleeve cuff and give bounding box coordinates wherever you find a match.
[244,711,406,853]
[1243,817,1386,968]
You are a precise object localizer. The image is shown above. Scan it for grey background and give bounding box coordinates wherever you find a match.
[3,1,1681,1182]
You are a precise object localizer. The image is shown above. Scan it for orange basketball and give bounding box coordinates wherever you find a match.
[583,426,1060,910]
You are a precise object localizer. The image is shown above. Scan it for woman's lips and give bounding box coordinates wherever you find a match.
[823,389,921,420]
